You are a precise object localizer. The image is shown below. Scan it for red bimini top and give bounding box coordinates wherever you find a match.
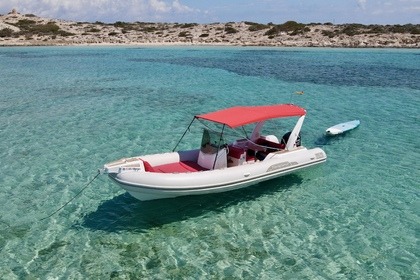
[196,104,306,128]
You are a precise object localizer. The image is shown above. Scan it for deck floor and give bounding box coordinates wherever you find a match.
[153,161,207,173]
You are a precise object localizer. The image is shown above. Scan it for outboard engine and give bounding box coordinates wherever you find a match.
[281,131,301,147]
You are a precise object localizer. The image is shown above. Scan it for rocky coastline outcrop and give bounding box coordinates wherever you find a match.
[1,10,419,48]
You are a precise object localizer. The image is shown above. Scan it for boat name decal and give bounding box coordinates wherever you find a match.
[120,167,142,172]
[267,161,297,172]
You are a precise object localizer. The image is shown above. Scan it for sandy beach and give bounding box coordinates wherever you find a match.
[1,10,419,48]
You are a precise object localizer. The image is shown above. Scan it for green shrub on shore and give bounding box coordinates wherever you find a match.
[245,22,270,32]
[57,30,75,37]
[342,24,362,36]
[34,22,60,33]
[178,23,197,29]
[87,27,101,33]
[178,31,190,37]
[320,23,420,37]
[264,21,308,36]
[0,28,14,37]
[9,19,75,37]
[224,25,238,34]
[114,21,130,28]
[388,24,420,34]
[14,19,36,27]
[321,30,337,38]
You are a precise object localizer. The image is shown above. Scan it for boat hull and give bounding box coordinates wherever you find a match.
[107,147,326,201]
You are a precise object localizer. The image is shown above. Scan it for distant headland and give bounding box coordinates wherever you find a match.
[1,9,419,48]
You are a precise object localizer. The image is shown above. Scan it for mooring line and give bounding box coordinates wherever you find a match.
[39,171,101,221]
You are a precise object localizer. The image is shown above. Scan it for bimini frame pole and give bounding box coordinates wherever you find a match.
[212,124,226,169]
[285,115,305,150]
[172,117,196,152]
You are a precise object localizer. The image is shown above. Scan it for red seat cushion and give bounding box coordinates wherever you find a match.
[256,138,284,151]
[142,160,155,172]
[153,161,207,173]
[228,145,245,159]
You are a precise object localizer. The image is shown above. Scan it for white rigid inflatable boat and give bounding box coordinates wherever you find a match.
[103,104,327,201]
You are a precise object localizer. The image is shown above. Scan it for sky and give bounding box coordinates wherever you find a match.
[1,0,419,25]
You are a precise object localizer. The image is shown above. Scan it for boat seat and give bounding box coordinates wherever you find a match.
[142,160,155,172]
[227,145,246,166]
[228,145,245,159]
[253,138,285,160]
[246,149,256,161]
[256,138,285,152]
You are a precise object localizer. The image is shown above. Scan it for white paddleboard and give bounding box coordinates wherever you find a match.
[326,120,360,135]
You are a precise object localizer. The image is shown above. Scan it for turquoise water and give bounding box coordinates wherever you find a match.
[0,46,419,279]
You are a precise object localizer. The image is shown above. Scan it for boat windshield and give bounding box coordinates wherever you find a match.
[200,129,226,154]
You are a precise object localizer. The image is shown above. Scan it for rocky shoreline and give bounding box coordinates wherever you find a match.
[1,10,419,48]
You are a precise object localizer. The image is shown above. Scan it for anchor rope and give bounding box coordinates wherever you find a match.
[39,171,101,221]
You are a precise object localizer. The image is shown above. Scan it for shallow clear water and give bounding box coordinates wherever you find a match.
[0,46,419,279]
